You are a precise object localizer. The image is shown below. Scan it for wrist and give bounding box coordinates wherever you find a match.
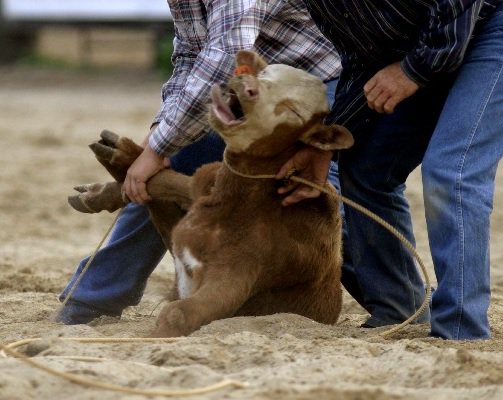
[143,144,164,163]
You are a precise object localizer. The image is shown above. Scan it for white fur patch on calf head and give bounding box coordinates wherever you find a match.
[174,247,202,299]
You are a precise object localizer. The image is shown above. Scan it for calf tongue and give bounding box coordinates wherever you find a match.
[211,84,239,125]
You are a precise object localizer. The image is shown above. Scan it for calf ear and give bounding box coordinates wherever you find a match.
[301,123,354,151]
[235,50,268,74]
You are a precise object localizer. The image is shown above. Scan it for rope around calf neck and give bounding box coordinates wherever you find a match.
[222,155,432,338]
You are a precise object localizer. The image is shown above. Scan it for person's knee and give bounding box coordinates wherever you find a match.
[420,158,454,227]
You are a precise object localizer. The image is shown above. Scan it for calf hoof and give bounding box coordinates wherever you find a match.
[89,142,115,163]
[100,129,120,146]
[89,130,144,182]
[149,305,192,338]
[88,130,120,161]
[68,182,124,213]
[90,130,143,167]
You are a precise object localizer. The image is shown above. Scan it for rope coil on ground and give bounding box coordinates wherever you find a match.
[0,337,248,396]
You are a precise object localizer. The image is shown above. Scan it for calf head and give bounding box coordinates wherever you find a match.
[209,50,353,157]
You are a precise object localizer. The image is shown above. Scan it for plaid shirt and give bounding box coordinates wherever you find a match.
[304,0,503,135]
[149,0,341,158]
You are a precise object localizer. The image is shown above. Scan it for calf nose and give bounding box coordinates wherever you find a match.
[246,88,258,98]
[244,83,259,99]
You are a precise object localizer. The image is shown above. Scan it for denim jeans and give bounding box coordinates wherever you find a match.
[339,5,503,338]
[57,79,341,323]
[338,78,456,328]
[422,5,503,340]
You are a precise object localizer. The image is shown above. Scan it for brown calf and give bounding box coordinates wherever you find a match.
[69,51,353,337]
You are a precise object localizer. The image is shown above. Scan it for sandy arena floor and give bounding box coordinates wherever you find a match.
[0,66,502,400]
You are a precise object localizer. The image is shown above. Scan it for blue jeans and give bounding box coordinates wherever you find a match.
[339,5,503,338]
[422,6,503,340]
[338,81,451,328]
[58,79,342,323]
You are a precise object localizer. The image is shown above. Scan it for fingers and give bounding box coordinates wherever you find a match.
[278,175,325,205]
[364,77,394,113]
[364,62,419,114]
[275,158,297,180]
[366,90,403,114]
[276,147,332,206]
[277,179,298,195]
[383,97,399,114]
[363,77,377,97]
[122,145,165,204]
[372,95,398,113]
[281,185,321,206]
[124,175,151,204]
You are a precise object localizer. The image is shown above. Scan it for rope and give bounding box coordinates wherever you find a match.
[0,338,247,396]
[222,153,432,338]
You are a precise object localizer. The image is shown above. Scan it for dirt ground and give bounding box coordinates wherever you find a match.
[0,66,502,400]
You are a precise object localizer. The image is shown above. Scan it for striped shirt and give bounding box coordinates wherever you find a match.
[304,0,503,135]
[149,0,342,158]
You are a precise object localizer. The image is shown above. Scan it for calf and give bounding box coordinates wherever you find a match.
[69,51,353,337]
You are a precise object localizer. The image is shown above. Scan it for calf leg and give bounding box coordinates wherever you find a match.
[150,267,256,337]
[147,201,185,252]
[68,169,193,214]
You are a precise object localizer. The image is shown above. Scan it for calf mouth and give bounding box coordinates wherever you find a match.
[210,84,245,126]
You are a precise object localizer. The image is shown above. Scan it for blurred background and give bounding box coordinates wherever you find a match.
[0,0,174,75]
[0,1,180,293]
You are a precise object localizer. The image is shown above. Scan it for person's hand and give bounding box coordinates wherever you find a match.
[363,62,419,114]
[276,147,333,206]
[123,145,166,204]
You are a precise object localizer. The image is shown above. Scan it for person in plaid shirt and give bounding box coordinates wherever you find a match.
[56,0,343,324]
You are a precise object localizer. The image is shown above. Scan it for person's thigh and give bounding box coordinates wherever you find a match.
[169,132,226,175]
[341,82,450,192]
